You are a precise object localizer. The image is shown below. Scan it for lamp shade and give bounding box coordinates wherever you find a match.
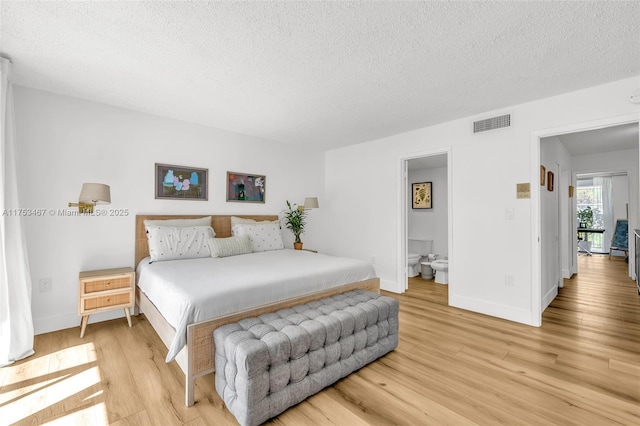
[79,183,111,204]
[303,197,319,209]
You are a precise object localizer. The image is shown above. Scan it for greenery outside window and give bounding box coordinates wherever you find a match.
[577,183,604,252]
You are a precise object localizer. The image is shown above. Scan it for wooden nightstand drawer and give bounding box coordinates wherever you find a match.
[78,267,135,337]
[83,292,132,311]
[84,276,132,294]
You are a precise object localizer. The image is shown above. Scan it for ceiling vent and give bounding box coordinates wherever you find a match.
[473,114,511,133]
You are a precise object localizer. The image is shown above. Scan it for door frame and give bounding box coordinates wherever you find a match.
[397,147,452,293]
[530,113,639,325]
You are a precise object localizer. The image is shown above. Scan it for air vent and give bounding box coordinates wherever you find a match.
[473,114,511,133]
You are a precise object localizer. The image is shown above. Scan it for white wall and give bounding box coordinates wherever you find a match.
[540,136,574,281]
[408,167,448,257]
[540,136,574,309]
[13,86,326,334]
[325,77,639,326]
[613,175,629,221]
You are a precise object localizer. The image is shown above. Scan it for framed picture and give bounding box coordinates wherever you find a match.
[155,163,208,200]
[547,171,554,191]
[226,172,266,203]
[412,182,432,209]
[540,165,546,186]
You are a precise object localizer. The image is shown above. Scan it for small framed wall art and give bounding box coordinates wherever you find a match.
[226,172,266,203]
[155,163,208,200]
[547,171,554,192]
[412,182,432,209]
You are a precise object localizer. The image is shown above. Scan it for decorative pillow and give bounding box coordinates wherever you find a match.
[146,225,215,262]
[230,216,279,228]
[232,223,284,252]
[208,235,253,258]
[144,216,213,231]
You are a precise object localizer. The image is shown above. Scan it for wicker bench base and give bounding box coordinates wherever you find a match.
[213,289,399,426]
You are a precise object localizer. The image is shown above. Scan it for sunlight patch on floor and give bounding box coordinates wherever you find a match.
[43,366,102,408]
[42,400,109,425]
[0,342,103,424]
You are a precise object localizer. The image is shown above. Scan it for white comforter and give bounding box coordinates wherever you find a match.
[136,249,376,361]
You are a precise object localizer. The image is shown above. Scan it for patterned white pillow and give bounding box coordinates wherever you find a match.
[146,225,215,262]
[232,223,284,252]
[208,235,253,258]
[144,216,212,230]
[230,216,279,228]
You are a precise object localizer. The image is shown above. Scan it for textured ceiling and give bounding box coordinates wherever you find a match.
[1,1,639,151]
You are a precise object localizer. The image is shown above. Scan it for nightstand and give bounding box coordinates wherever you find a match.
[78,267,135,337]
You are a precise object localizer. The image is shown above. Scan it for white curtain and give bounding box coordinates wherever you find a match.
[0,57,34,366]
[594,176,614,253]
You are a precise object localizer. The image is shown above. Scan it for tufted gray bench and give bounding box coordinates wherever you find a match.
[213,289,399,426]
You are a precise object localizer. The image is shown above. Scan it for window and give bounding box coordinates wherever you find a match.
[577,180,604,252]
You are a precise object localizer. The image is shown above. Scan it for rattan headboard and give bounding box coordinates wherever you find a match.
[135,214,279,267]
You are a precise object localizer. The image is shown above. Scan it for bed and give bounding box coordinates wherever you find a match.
[134,214,380,406]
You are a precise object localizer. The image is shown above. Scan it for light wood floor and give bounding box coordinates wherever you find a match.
[2,255,639,425]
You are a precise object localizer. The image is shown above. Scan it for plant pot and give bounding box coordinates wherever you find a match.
[294,242,303,250]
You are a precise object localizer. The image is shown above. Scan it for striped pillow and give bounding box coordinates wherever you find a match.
[208,235,253,258]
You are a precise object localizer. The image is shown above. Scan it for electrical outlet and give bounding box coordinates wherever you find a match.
[39,278,52,293]
[505,275,514,287]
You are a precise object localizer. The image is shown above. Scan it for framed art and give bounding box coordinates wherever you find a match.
[412,182,432,209]
[226,172,266,203]
[547,171,554,191]
[540,165,546,186]
[155,163,207,200]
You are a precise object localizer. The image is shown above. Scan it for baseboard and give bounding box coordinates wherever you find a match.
[34,309,129,335]
[380,278,402,293]
[449,293,537,326]
[541,286,558,311]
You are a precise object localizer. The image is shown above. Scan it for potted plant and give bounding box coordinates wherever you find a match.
[577,207,593,229]
[577,207,594,253]
[283,200,306,250]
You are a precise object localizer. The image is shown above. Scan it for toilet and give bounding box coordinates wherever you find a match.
[408,238,432,278]
[431,259,449,284]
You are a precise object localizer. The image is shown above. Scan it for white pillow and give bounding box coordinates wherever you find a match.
[208,235,253,258]
[145,216,212,230]
[232,223,284,252]
[146,225,215,262]
[230,216,279,228]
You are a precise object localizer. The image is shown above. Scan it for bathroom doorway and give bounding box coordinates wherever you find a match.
[399,150,451,296]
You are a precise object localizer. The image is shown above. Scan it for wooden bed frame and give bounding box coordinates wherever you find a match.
[134,214,380,406]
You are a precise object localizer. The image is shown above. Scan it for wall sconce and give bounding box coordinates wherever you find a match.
[68,183,111,213]
[298,197,319,212]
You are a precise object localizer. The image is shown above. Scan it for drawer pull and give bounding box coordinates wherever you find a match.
[83,276,131,293]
